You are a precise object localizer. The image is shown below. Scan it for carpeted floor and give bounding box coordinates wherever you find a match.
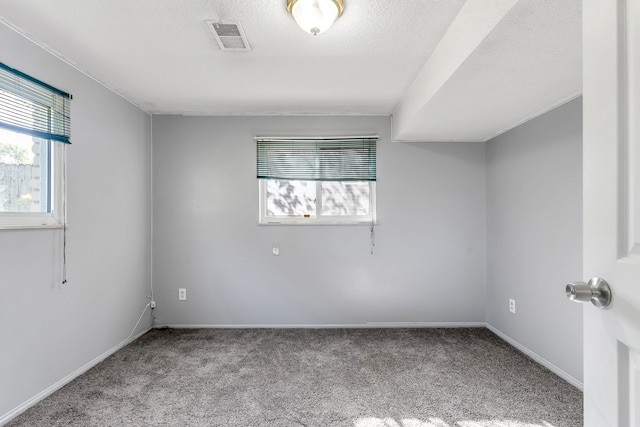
[7,328,582,427]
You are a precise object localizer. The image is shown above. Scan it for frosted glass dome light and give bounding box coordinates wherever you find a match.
[286,0,344,36]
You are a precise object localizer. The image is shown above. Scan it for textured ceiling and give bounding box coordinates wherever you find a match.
[0,0,581,141]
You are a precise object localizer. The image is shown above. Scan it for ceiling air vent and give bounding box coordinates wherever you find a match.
[207,20,251,52]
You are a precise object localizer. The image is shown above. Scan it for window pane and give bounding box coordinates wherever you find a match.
[0,128,49,213]
[321,181,370,216]
[266,179,316,216]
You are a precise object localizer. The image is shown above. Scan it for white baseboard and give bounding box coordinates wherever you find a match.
[0,327,152,426]
[485,323,583,391]
[159,322,486,329]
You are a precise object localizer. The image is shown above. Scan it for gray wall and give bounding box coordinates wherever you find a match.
[486,98,583,383]
[152,115,486,326]
[0,24,152,420]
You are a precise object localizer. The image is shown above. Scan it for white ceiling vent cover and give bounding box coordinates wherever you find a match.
[207,20,251,52]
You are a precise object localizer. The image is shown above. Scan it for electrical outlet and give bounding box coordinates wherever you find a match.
[150,300,156,309]
[272,245,280,256]
[179,288,187,301]
[509,299,516,314]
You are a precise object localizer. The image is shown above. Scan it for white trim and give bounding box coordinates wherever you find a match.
[485,323,583,391]
[178,112,390,117]
[0,327,151,426]
[0,222,65,230]
[0,19,151,116]
[366,321,484,328]
[255,135,380,141]
[158,322,486,329]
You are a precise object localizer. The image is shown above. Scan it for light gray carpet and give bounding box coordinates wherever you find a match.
[8,328,582,426]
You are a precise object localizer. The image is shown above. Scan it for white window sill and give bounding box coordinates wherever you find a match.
[0,223,65,230]
[0,214,65,230]
[258,220,377,226]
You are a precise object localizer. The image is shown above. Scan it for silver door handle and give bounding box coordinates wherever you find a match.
[566,277,612,308]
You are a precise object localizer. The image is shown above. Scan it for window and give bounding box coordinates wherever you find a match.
[257,136,377,224]
[0,62,71,228]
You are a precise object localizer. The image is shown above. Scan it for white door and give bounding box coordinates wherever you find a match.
[583,0,640,425]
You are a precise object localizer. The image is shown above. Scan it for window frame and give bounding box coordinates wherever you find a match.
[0,139,65,229]
[256,135,377,226]
[0,62,70,230]
[258,179,376,225]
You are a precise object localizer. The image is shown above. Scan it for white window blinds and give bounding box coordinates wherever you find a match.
[256,136,377,181]
[0,62,71,144]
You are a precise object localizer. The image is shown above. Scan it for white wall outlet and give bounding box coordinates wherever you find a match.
[150,300,156,309]
[509,298,516,314]
[179,288,187,301]
[272,245,280,256]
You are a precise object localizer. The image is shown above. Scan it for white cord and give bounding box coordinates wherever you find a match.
[148,114,155,326]
[124,115,155,343]
[62,143,68,285]
[125,302,151,342]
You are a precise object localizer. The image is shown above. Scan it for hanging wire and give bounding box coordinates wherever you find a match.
[62,143,68,285]
[370,221,376,255]
[148,114,156,325]
[125,302,152,342]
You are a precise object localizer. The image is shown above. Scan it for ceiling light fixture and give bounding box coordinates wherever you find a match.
[286,0,344,36]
